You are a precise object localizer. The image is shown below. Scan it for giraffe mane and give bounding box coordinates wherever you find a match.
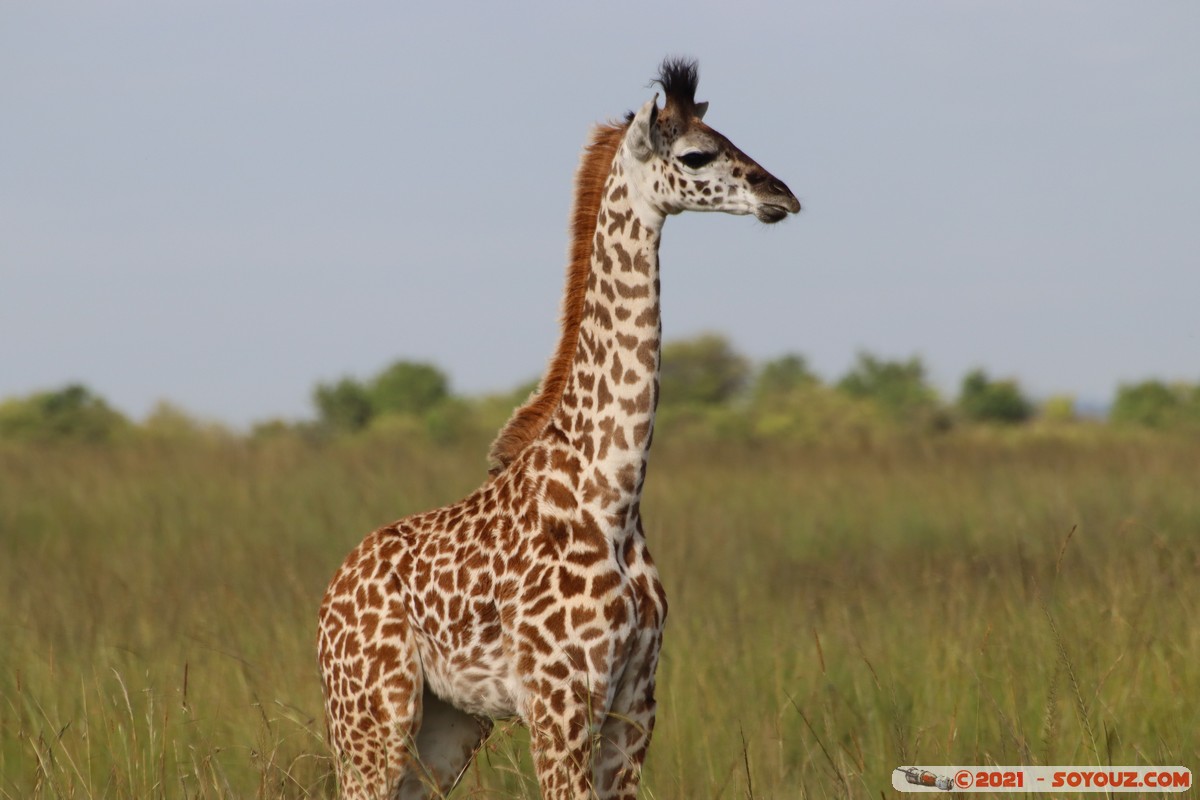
[487,120,630,475]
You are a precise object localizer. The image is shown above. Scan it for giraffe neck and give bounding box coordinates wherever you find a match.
[549,145,665,522]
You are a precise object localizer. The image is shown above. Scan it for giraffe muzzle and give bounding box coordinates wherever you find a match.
[751,176,801,223]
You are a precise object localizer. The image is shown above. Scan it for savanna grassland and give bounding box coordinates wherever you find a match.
[1,430,1197,798]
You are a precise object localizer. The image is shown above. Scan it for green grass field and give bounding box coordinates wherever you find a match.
[1,430,1197,798]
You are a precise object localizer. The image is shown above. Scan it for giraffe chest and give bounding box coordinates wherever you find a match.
[388,504,665,719]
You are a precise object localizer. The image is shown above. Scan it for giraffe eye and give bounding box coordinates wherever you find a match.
[678,151,716,169]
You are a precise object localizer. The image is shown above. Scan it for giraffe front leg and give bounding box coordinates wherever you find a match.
[318,591,424,800]
[527,693,599,800]
[520,662,616,800]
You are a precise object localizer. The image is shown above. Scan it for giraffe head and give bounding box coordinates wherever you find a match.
[623,58,801,224]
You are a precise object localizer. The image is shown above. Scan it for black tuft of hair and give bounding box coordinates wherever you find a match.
[653,56,699,108]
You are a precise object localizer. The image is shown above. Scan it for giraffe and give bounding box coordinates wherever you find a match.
[317,57,800,800]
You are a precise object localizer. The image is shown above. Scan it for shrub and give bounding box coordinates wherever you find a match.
[659,333,751,407]
[1039,394,1077,424]
[957,369,1033,424]
[0,383,130,442]
[368,361,450,416]
[1110,380,1199,429]
[836,352,941,425]
[754,354,818,400]
[313,377,373,432]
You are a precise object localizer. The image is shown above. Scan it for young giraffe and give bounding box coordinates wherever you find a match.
[317,58,800,800]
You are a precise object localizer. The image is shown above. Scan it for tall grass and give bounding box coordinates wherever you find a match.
[1,431,1196,797]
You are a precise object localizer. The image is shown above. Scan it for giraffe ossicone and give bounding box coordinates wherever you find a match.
[317,56,800,800]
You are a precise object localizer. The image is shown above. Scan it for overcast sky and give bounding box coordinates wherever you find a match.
[3,2,1198,426]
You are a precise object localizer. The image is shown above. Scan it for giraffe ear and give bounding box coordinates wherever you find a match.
[627,96,659,162]
[693,101,708,121]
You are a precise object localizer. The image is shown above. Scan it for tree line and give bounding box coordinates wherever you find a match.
[2,333,1198,443]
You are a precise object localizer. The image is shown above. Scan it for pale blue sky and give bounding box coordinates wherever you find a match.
[3,2,1198,426]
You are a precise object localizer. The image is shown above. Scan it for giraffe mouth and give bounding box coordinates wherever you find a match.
[755,204,792,224]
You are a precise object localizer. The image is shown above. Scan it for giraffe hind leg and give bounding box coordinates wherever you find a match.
[397,688,493,799]
[593,651,660,799]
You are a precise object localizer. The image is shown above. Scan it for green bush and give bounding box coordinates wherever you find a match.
[368,361,450,416]
[659,333,751,407]
[313,377,373,432]
[754,353,818,400]
[140,401,231,441]
[836,352,942,426]
[0,383,130,442]
[749,383,889,445]
[1039,394,1077,424]
[1110,380,1199,429]
[958,369,1033,424]
[314,361,454,436]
